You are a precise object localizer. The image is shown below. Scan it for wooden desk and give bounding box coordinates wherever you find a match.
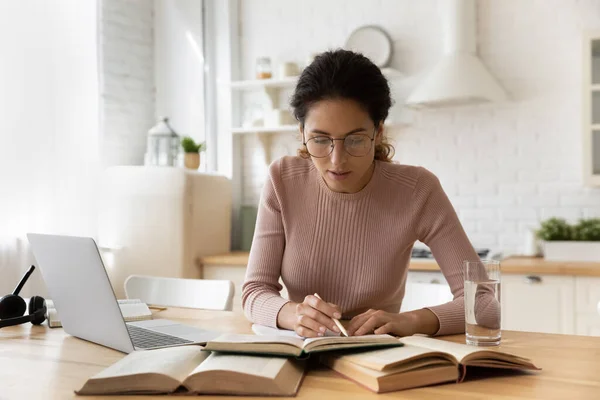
[2,308,600,399]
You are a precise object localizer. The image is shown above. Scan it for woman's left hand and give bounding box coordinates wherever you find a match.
[346,309,440,337]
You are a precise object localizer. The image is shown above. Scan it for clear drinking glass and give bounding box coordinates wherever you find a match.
[464,260,501,346]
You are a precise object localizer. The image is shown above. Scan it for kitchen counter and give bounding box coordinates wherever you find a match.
[201,252,600,277]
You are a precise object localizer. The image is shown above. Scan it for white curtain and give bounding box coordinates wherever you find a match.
[0,1,99,296]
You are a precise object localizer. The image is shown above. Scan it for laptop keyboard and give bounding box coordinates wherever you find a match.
[126,324,193,349]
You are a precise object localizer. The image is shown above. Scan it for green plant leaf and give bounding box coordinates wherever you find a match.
[180,136,206,153]
[572,218,600,241]
[536,217,573,241]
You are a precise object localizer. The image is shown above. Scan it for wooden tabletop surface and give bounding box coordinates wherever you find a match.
[201,252,600,276]
[2,307,600,399]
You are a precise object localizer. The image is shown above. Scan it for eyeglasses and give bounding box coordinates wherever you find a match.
[303,130,376,158]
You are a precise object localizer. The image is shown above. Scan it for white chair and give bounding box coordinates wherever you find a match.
[124,275,235,311]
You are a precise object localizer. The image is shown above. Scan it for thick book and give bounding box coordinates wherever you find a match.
[320,335,541,393]
[203,333,402,357]
[76,346,305,396]
[47,298,152,328]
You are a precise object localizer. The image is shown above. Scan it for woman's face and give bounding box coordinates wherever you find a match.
[302,98,382,193]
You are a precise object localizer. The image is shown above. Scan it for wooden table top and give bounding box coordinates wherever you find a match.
[201,253,600,276]
[2,307,600,399]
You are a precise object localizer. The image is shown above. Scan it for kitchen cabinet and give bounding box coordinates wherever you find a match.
[576,315,600,336]
[201,256,600,336]
[201,263,245,312]
[401,271,452,312]
[405,272,594,336]
[583,31,600,186]
[575,277,600,335]
[202,263,288,313]
[501,274,575,334]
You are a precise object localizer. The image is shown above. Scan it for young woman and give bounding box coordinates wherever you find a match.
[242,49,485,338]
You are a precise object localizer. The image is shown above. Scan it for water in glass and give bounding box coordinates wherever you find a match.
[464,260,501,346]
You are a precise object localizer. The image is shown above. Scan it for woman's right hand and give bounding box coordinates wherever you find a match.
[277,295,342,338]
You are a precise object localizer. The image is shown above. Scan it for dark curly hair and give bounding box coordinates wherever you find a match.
[290,49,395,162]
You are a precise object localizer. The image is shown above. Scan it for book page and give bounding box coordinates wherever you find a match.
[400,335,532,365]
[208,333,304,349]
[400,336,539,370]
[339,344,457,371]
[399,336,482,362]
[120,303,152,320]
[303,334,396,349]
[190,352,289,379]
[304,335,394,347]
[92,346,208,383]
[252,324,339,338]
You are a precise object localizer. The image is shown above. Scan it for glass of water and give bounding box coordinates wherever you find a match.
[464,260,501,346]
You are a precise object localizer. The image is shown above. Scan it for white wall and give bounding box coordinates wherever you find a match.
[99,0,155,166]
[0,0,99,295]
[155,0,206,158]
[99,0,206,168]
[236,0,600,255]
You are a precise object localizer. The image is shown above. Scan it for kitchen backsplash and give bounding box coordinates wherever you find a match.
[237,0,600,255]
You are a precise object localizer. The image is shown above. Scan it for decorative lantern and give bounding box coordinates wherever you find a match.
[144,117,180,166]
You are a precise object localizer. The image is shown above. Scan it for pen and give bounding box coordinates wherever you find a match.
[314,293,348,337]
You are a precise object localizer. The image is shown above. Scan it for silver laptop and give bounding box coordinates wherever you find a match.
[27,233,221,353]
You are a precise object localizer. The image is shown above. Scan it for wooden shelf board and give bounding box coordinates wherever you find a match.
[227,68,405,91]
[229,77,298,89]
[201,254,600,276]
[232,125,298,134]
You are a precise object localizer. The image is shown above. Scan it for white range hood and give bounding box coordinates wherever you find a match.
[405,0,507,108]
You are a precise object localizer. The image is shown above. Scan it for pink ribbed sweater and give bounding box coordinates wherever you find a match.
[242,156,480,336]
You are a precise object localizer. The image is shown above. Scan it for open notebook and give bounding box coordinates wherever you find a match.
[252,323,340,338]
[320,335,540,393]
[203,332,402,357]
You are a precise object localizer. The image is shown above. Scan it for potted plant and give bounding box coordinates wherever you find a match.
[181,137,206,170]
[537,217,600,262]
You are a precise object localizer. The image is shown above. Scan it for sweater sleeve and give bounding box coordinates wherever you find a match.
[411,168,480,336]
[241,159,290,327]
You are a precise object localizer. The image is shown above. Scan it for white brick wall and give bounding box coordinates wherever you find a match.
[99,0,155,166]
[237,0,600,255]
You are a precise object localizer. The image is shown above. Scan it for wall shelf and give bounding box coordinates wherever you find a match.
[583,32,600,186]
[227,67,404,91]
[227,67,410,172]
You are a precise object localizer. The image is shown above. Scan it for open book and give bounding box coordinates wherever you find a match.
[252,323,339,338]
[76,346,305,396]
[319,335,540,393]
[203,333,402,357]
[47,298,152,328]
